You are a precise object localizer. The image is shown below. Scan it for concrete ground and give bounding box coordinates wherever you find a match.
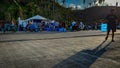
[0,30,120,68]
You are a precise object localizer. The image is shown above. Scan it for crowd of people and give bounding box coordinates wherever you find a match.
[0,21,17,33]
[0,20,101,33]
[18,20,66,32]
[70,21,100,31]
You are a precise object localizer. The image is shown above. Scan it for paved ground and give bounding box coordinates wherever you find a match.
[0,30,120,42]
[0,30,120,68]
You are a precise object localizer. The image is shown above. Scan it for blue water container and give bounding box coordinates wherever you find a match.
[101,23,107,32]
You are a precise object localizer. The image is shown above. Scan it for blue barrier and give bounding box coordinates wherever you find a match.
[59,28,66,32]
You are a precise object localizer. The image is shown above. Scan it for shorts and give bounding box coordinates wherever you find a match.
[107,25,116,32]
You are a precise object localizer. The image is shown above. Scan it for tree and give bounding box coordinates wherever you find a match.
[13,0,24,19]
[62,0,66,6]
[98,0,105,4]
[0,0,72,22]
[83,0,86,4]
[93,0,97,6]
[5,5,17,21]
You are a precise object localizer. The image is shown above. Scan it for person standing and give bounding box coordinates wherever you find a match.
[71,20,76,31]
[105,9,118,42]
[95,22,98,30]
[0,22,5,33]
[79,21,85,30]
[10,20,16,32]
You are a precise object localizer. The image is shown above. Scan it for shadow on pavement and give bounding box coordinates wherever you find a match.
[0,35,105,43]
[0,31,61,35]
[53,41,112,68]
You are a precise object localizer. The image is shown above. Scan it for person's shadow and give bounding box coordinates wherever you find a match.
[53,41,112,68]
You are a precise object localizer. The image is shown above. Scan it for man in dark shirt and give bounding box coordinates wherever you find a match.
[105,9,117,42]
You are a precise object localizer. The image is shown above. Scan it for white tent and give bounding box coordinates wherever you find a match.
[18,15,48,28]
[25,15,47,21]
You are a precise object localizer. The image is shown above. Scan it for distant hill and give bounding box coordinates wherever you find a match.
[72,6,120,24]
[84,6,120,21]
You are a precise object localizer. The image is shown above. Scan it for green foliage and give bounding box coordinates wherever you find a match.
[0,0,72,22]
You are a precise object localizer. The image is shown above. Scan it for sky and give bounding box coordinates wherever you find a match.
[58,0,91,7]
[105,0,120,6]
[58,0,120,9]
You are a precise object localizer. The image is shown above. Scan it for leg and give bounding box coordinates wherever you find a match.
[111,31,115,42]
[105,30,110,40]
[111,28,116,42]
[73,26,74,31]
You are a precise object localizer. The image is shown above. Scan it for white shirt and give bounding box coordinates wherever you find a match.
[72,21,76,26]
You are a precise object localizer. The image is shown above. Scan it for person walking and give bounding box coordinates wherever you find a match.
[105,9,118,42]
